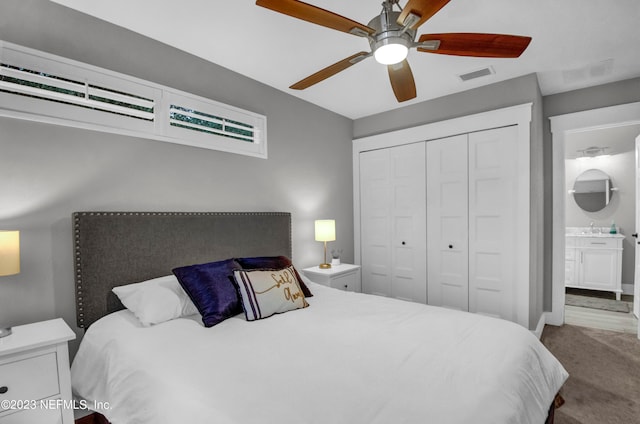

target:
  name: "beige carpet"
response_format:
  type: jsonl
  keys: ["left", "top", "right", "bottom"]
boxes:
{"left": 541, "top": 324, "right": 640, "bottom": 424}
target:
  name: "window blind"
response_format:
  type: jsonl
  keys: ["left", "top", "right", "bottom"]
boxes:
{"left": 0, "top": 41, "right": 267, "bottom": 158}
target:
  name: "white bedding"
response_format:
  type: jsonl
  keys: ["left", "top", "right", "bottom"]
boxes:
{"left": 72, "top": 282, "right": 567, "bottom": 424}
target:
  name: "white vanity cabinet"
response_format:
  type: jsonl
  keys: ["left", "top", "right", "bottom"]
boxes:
{"left": 565, "top": 232, "right": 624, "bottom": 300}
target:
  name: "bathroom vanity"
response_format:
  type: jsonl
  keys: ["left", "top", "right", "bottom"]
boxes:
{"left": 565, "top": 228, "right": 624, "bottom": 300}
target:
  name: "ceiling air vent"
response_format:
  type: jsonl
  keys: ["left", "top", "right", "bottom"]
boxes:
{"left": 562, "top": 59, "right": 614, "bottom": 84}
{"left": 458, "top": 66, "right": 494, "bottom": 82}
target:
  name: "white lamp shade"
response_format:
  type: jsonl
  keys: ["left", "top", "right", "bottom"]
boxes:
{"left": 0, "top": 231, "right": 20, "bottom": 276}
{"left": 374, "top": 43, "right": 409, "bottom": 65}
{"left": 315, "top": 220, "right": 336, "bottom": 242}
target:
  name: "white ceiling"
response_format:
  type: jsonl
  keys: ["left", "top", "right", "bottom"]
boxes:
{"left": 50, "top": 0, "right": 640, "bottom": 119}
{"left": 565, "top": 124, "right": 640, "bottom": 159}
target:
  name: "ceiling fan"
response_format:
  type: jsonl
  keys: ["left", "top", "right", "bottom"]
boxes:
{"left": 256, "top": 0, "right": 532, "bottom": 102}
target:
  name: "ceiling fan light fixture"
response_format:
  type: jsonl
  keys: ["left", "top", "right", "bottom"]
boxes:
{"left": 374, "top": 42, "right": 409, "bottom": 65}
{"left": 373, "top": 37, "right": 410, "bottom": 65}
{"left": 368, "top": 8, "right": 415, "bottom": 66}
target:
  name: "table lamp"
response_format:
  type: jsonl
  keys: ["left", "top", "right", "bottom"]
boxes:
{"left": 315, "top": 220, "right": 335, "bottom": 269}
{"left": 0, "top": 230, "right": 20, "bottom": 338}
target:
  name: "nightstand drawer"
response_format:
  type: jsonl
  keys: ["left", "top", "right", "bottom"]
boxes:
{"left": 0, "top": 352, "right": 60, "bottom": 412}
{"left": 330, "top": 272, "right": 358, "bottom": 291}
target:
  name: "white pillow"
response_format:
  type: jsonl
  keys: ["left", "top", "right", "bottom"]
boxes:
{"left": 112, "top": 275, "right": 199, "bottom": 326}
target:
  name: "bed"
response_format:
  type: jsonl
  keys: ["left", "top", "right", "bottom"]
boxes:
{"left": 70, "top": 211, "right": 568, "bottom": 424}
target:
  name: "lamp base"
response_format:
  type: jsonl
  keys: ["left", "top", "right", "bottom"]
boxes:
{"left": 319, "top": 263, "right": 332, "bottom": 269}
{"left": 0, "top": 327, "right": 12, "bottom": 338}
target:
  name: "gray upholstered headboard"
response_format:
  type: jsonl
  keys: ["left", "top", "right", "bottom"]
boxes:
{"left": 73, "top": 212, "right": 292, "bottom": 328}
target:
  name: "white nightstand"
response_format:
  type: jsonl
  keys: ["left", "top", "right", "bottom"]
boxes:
{"left": 303, "top": 264, "right": 361, "bottom": 292}
{"left": 0, "top": 318, "right": 76, "bottom": 424}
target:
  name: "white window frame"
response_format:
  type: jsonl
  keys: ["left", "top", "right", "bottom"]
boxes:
{"left": 0, "top": 41, "right": 267, "bottom": 159}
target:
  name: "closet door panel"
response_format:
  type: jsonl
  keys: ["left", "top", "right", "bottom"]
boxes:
{"left": 360, "top": 143, "right": 427, "bottom": 302}
{"left": 468, "top": 126, "right": 518, "bottom": 321}
{"left": 426, "top": 135, "right": 469, "bottom": 310}
{"left": 390, "top": 143, "right": 427, "bottom": 303}
{"left": 360, "top": 149, "right": 392, "bottom": 297}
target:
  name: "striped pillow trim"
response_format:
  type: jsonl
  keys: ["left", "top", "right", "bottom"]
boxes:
{"left": 235, "top": 269, "right": 262, "bottom": 320}
{"left": 233, "top": 266, "right": 308, "bottom": 321}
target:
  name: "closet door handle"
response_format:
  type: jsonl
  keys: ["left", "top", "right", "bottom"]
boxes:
{"left": 0, "top": 386, "right": 8, "bottom": 394}
{"left": 633, "top": 233, "right": 638, "bottom": 238}
{"left": 448, "top": 244, "right": 453, "bottom": 249}
{"left": 401, "top": 241, "right": 406, "bottom": 245}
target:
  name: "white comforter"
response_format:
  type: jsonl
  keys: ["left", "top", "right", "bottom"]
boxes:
{"left": 72, "top": 282, "right": 567, "bottom": 424}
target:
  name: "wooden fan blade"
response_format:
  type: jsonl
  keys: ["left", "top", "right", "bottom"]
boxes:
{"left": 290, "top": 52, "right": 371, "bottom": 90}
{"left": 388, "top": 60, "right": 416, "bottom": 102}
{"left": 418, "top": 33, "right": 532, "bottom": 58}
{"left": 397, "top": 0, "right": 451, "bottom": 30}
{"left": 256, "top": 0, "right": 374, "bottom": 36}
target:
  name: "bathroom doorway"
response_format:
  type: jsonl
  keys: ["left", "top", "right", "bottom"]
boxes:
{"left": 550, "top": 102, "right": 640, "bottom": 338}
{"left": 563, "top": 125, "right": 637, "bottom": 332}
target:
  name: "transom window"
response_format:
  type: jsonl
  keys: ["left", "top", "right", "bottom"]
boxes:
{"left": 0, "top": 41, "right": 267, "bottom": 158}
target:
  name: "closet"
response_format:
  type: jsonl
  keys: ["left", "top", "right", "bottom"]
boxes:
{"left": 427, "top": 127, "right": 518, "bottom": 321}
{"left": 354, "top": 104, "right": 537, "bottom": 329}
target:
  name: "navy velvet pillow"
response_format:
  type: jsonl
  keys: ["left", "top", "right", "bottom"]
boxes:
{"left": 172, "top": 258, "right": 242, "bottom": 327}
{"left": 235, "top": 256, "right": 313, "bottom": 297}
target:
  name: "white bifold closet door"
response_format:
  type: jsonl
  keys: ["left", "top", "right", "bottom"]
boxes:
{"left": 427, "top": 126, "right": 518, "bottom": 320}
{"left": 360, "top": 142, "right": 427, "bottom": 303}
{"left": 426, "top": 134, "right": 469, "bottom": 310}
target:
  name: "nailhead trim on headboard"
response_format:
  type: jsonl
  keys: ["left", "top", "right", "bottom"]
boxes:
{"left": 73, "top": 212, "right": 292, "bottom": 328}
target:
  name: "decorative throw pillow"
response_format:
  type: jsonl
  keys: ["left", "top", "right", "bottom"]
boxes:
{"left": 172, "top": 258, "right": 242, "bottom": 327}
{"left": 112, "top": 275, "right": 199, "bottom": 326}
{"left": 236, "top": 256, "right": 313, "bottom": 297}
{"left": 233, "top": 266, "right": 308, "bottom": 321}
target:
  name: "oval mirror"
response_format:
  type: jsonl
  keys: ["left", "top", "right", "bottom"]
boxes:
{"left": 572, "top": 169, "right": 614, "bottom": 212}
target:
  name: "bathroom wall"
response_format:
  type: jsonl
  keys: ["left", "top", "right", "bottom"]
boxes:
{"left": 564, "top": 124, "right": 640, "bottom": 288}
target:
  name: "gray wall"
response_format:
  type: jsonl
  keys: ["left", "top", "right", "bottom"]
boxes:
{"left": 0, "top": 0, "right": 354, "bottom": 356}
{"left": 354, "top": 73, "right": 544, "bottom": 139}
{"left": 543, "top": 77, "right": 640, "bottom": 307}
{"left": 354, "top": 73, "right": 546, "bottom": 329}
{"left": 530, "top": 82, "right": 545, "bottom": 328}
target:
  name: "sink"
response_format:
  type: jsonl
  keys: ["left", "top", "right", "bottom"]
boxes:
{"left": 565, "top": 227, "right": 623, "bottom": 237}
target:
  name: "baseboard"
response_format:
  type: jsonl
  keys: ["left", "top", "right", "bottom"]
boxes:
{"left": 532, "top": 313, "right": 547, "bottom": 339}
